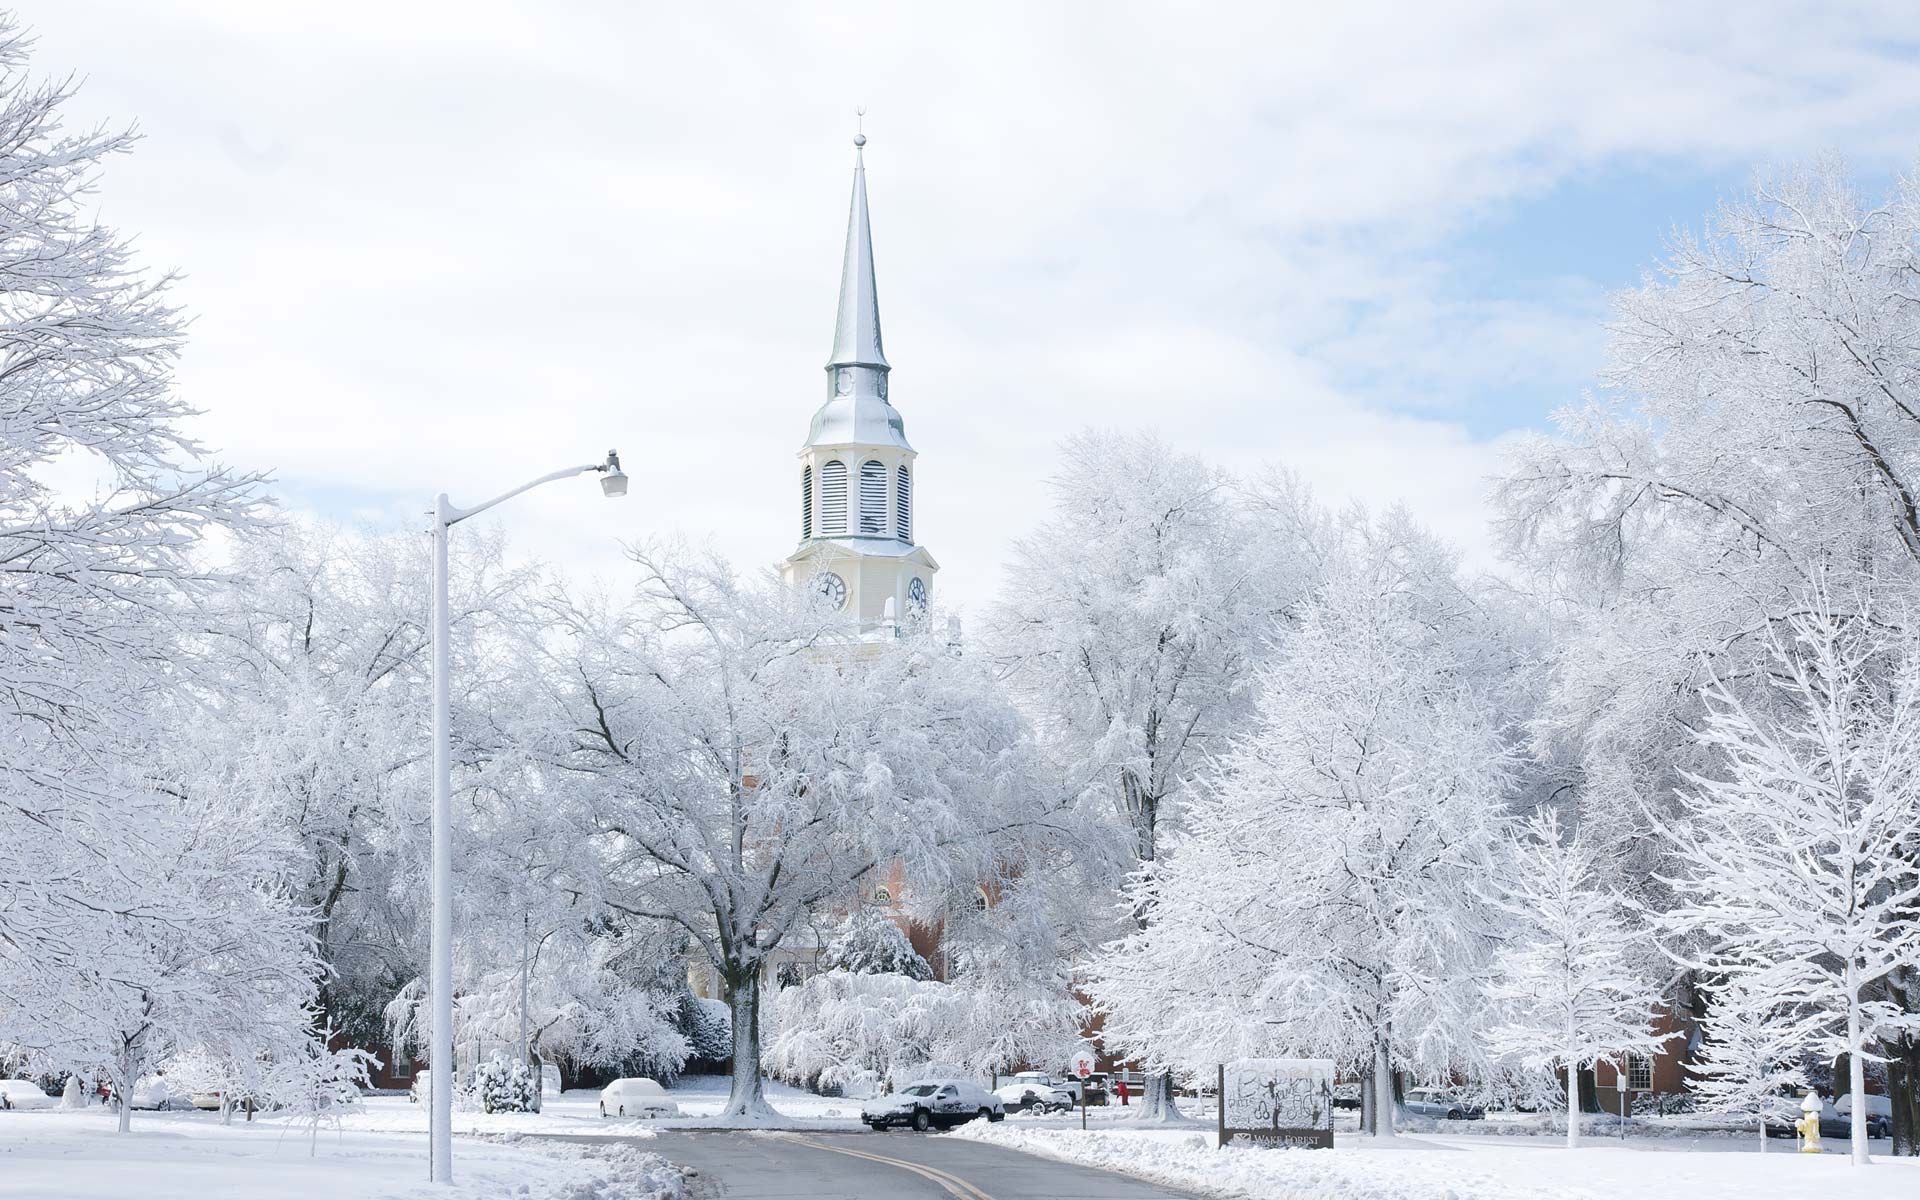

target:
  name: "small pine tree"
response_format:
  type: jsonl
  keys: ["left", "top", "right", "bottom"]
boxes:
{"left": 819, "top": 909, "right": 932, "bottom": 981}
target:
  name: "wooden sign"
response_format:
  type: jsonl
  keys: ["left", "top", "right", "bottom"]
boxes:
{"left": 1217, "top": 1059, "right": 1334, "bottom": 1149}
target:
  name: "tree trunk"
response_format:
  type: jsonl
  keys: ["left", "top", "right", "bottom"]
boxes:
{"left": 1576, "top": 1063, "right": 1600, "bottom": 1114}
{"left": 1138, "top": 1070, "right": 1182, "bottom": 1121}
{"left": 1888, "top": 1032, "right": 1920, "bottom": 1157}
{"left": 1565, "top": 1058, "right": 1581, "bottom": 1149}
{"left": 1371, "top": 1034, "right": 1395, "bottom": 1139}
{"left": 1848, "top": 963, "right": 1869, "bottom": 1165}
{"left": 114, "top": 1042, "right": 135, "bottom": 1134}
{"left": 1885, "top": 963, "right": 1920, "bottom": 1156}
{"left": 721, "top": 964, "right": 770, "bottom": 1118}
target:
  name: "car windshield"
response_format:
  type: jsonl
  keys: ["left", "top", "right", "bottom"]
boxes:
{"left": 903, "top": 1085, "right": 936, "bottom": 1097}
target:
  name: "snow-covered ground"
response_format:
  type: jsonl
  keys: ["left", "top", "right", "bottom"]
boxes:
{"left": 952, "top": 1118, "right": 1920, "bottom": 1200}
{"left": 0, "top": 1104, "right": 687, "bottom": 1200}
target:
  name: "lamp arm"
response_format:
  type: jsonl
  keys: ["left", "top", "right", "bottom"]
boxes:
{"left": 442, "top": 460, "right": 611, "bottom": 526}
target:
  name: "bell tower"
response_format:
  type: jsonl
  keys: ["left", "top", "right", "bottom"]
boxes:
{"left": 781, "top": 133, "right": 937, "bottom": 626}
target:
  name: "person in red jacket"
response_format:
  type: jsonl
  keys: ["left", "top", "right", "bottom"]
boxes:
{"left": 1116, "top": 1077, "right": 1129, "bottom": 1106}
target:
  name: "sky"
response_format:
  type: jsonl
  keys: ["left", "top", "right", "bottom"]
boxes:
{"left": 22, "top": 1, "right": 1920, "bottom": 613}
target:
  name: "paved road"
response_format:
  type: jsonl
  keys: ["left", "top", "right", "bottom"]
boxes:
{"left": 547, "top": 1129, "right": 1195, "bottom": 1199}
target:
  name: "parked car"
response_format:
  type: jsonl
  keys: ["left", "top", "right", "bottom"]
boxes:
{"left": 994, "top": 1080, "right": 1074, "bottom": 1113}
{"left": 1767, "top": 1096, "right": 1890, "bottom": 1140}
{"left": 598, "top": 1077, "right": 678, "bottom": 1119}
{"left": 863, "top": 1080, "right": 1005, "bottom": 1132}
{"left": 1403, "top": 1088, "right": 1485, "bottom": 1120}
{"left": 1331, "top": 1082, "right": 1364, "bottom": 1111}
{"left": 190, "top": 1091, "right": 226, "bottom": 1111}
{"left": 1834, "top": 1093, "right": 1895, "bottom": 1139}
{"left": 0, "top": 1079, "right": 54, "bottom": 1111}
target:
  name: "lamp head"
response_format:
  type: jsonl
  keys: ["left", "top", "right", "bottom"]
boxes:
{"left": 599, "top": 449, "right": 628, "bottom": 498}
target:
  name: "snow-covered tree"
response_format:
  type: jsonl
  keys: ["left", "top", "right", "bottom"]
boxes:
{"left": 1687, "top": 967, "right": 1813, "bottom": 1152}
{"left": 1660, "top": 590, "right": 1920, "bottom": 1165}
{"left": 988, "top": 430, "right": 1297, "bottom": 1118}
{"left": 1495, "top": 163, "right": 1920, "bottom": 1151}
{"left": 1088, "top": 507, "right": 1517, "bottom": 1137}
{"left": 525, "top": 547, "right": 1056, "bottom": 1117}
{"left": 0, "top": 16, "right": 266, "bottom": 1041}
{"left": 818, "top": 909, "right": 932, "bottom": 981}
{"left": 1482, "top": 811, "right": 1672, "bottom": 1148}
{"left": 21, "top": 770, "right": 322, "bottom": 1132}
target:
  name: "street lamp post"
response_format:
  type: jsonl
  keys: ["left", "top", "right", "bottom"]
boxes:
{"left": 428, "top": 450, "right": 626, "bottom": 1184}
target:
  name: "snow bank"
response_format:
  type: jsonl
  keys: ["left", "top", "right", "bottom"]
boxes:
{"left": 0, "top": 1108, "right": 689, "bottom": 1200}
{"left": 948, "top": 1122, "right": 1920, "bottom": 1200}
{"left": 950, "top": 1125, "right": 1570, "bottom": 1200}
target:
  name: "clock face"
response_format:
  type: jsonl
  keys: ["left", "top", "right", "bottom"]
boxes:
{"left": 815, "top": 571, "right": 848, "bottom": 610}
{"left": 907, "top": 577, "right": 928, "bottom": 612}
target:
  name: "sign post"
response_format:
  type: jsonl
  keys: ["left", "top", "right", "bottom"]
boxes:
{"left": 1078, "top": 1059, "right": 1091, "bottom": 1131}
{"left": 1217, "top": 1058, "right": 1335, "bottom": 1149}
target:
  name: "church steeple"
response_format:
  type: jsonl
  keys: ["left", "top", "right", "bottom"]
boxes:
{"left": 783, "top": 127, "right": 938, "bottom": 629}
{"left": 806, "top": 133, "right": 910, "bottom": 452}
{"left": 829, "top": 133, "right": 888, "bottom": 371}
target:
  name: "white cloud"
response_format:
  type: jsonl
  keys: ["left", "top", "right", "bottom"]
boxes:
{"left": 22, "top": 1, "right": 1920, "bottom": 609}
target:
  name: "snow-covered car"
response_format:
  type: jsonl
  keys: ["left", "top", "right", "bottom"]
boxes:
{"left": 0, "top": 1079, "right": 54, "bottom": 1110}
{"left": 993, "top": 1080, "right": 1073, "bottom": 1113}
{"left": 1767, "top": 1095, "right": 1890, "bottom": 1140}
{"left": 1834, "top": 1092, "right": 1894, "bottom": 1138}
{"left": 598, "top": 1078, "right": 678, "bottom": 1119}
{"left": 863, "top": 1080, "right": 1004, "bottom": 1132}
{"left": 190, "top": 1091, "right": 226, "bottom": 1111}
{"left": 128, "top": 1076, "right": 173, "bottom": 1111}
{"left": 1403, "top": 1088, "right": 1484, "bottom": 1120}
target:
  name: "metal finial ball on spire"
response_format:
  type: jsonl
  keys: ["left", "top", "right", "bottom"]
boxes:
{"left": 855, "top": 106, "right": 867, "bottom": 147}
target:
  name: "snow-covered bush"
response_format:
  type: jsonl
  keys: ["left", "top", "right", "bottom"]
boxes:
{"left": 819, "top": 909, "right": 932, "bottom": 981}
{"left": 473, "top": 1054, "right": 538, "bottom": 1114}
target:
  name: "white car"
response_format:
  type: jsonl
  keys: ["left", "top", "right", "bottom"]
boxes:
{"left": 598, "top": 1078, "right": 678, "bottom": 1119}
{"left": 993, "top": 1080, "right": 1074, "bottom": 1113}
{"left": 863, "top": 1079, "right": 1005, "bottom": 1132}
{"left": 0, "top": 1079, "right": 53, "bottom": 1110}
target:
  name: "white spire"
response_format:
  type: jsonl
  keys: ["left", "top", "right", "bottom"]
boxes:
{"left": 829, "top": 131, "right": 888, "bottom": 370}
{"left": 806, "top": 128, "right": 910, "bottom": 451}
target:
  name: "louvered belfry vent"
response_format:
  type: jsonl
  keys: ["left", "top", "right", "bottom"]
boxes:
{"left": 896, "top": 464, "right": 911, "bottom": 542}
{"left": 859, "top": 460, "right": 888, "bottom": 535}
{"left": 801, "top": 464, "right": 813, "bottom": 538}
{"left": 820, "top": 461, "right": 848, "bottom": 534}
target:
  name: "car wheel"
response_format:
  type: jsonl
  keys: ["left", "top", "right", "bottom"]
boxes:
{"left": 618, "top": 1105, "right": 626, "bottom": 1117}
{"left": 599, "top": 1103, "right": 605, "bottom": 1117}
{"left": 987, "top": 1109, "right": 1004, "bottom": 1123}
{"left": 912, "top": 1109, "right": 931, "bottom": 1133}
{"left": 1446, "top": 1109, "right": 1462, "bottom": 1120}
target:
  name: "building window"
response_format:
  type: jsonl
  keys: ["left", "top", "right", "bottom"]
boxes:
{"left": 896, "top": 464, "right": 911, "bottom": 542}
{"left": 393, "top": 1059, "right": 412, "bottom": 1079}
{"left": 819, "top": 461, "right": 848, "bottom": 534}
{"left": 1626, "top": 1055, "right": 1652, "bottom": 1091}
{"left": 801, "top": 464, "right": 813, "bottom": 538}
{"left": 871, "top": 887, "right": 891, "bottom": 905}
{"left": 859, "top": 460, "right": 888, "bottom": 534}
{"left": 972, "top": 886, "right": 990, "bottom": 912}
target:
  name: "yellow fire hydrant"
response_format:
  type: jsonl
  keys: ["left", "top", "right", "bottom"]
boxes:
{"left": 1795, "top": 1091, "right": 1823, "bottom": 1154}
